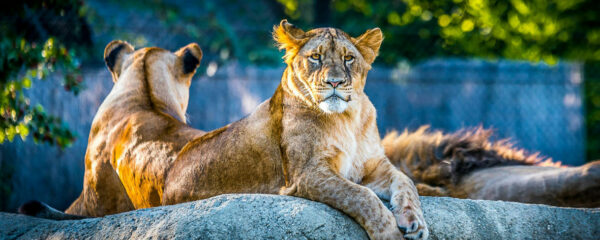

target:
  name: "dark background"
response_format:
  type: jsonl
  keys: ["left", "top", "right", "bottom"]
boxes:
{"left": 0, "top": 0, "right": 598, "bottom": 212}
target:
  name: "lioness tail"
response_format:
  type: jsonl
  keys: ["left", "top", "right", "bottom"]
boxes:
{"left": 18, "top": 200, "right": 88, "bottom": 220}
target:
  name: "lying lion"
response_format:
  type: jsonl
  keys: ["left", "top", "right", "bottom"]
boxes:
{"left": 383, "top": 126, "right": 600, "bottom": 208}
{"left": 21, "top": 21, "right": 429, "bottom": 240}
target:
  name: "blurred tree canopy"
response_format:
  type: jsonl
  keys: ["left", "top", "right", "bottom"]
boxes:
{"left": 1, "top": 0, "right": 598, "bottom": 160}
{"left": 585, "top": 62, "right": 600, "bottom": 161}
{"left": 0, "top": 0, "right": 92, "bottom": 148}
{"left": 280, "top": 0, "right": 599, "bottom": 63}
{"left": 279, "top": 0, "right": 600, "bottom": 161}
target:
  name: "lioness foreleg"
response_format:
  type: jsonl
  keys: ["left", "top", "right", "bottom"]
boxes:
{"left": 288, "top": 160, "right": 403, "bottom": 240}
{"left": 362, "top": 158, "right": 429, "bottom": 240}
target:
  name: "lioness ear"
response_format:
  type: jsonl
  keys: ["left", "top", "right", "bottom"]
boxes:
{"left": 104, "top": 40, "right": 134, "bottom": 81}
{"left": 352, "top": 28, "right": 383, "bottom": 65}
{"left": 273, "top": 19, "right": 308, "bottom": 64}
{"left": 175, "top": 43, "right": 203, "bottom": 75}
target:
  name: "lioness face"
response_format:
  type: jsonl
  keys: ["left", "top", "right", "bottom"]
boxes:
{"left": 103, "top": 41, "right": 202, "bottom": 123}
{"left": 273, "top": 20, "right": 383, "bottom": 114}
{"left": 297, "top": 31, "right": 359, "bottom": 113}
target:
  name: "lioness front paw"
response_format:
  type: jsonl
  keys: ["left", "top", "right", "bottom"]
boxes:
{"left": 391, "top": 195, "right": 429, "bottom": 240}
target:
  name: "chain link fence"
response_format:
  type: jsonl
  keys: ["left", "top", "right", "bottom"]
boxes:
{"left": 0, "top": 0, "right": 596, "bottom": 212}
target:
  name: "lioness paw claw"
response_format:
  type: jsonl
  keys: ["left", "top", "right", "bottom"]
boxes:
{"left": 404, "top": 229, "right": 426, "bottom": 240}
{"left": 393, "top": 199, "right": 428, "bottom": 239}
{"left": 398, "top": 215, "right": 427, "bottom": 240}
{"left": 400, "top": 218, "right": 428, "bottom": 240}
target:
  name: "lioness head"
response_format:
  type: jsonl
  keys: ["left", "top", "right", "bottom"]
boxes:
{"left": 103, "top": 40, "right": 202, "bottom": 123}
{"left": 273, "top": 20, "right": 383, "bottom": 114}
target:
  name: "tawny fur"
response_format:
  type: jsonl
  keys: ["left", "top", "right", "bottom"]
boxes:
{"left": 25, "top": 22, "right": 428, "bottom": 240}
{"left": 64, "top": 41, "right": 205, "bottom": 216}
{"left": 382, "top": 126, "right": 600, "bottom": 207}
{"left": 164, "top": 20, "right": 428, "bottom": 239}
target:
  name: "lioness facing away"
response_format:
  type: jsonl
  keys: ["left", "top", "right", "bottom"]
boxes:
{"left": 18, "top": 41, "right": 206, "bottom": 218}
{"left": 21, "top": 21, "right": 428, "bottom": 239}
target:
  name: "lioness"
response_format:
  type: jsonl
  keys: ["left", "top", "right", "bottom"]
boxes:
{"left": 20, "top": 41, "right": 206, "bottom": 218}
{"left": 21, "top": 21, "right": 428, "bottom": 239}
{"left": 163, "top": 20, "right": 428, "bottom": 239}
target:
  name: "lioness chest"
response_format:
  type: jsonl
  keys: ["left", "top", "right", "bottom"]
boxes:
{"left": 329, "top": 117, "right": 382, "bottom": 183}
{"left": 307, "top": 100, "right": 383, "bottom": 184}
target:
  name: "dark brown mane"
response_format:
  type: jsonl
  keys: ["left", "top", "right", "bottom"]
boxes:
{"left": 440, "top": 127, "right": 541, "bottom": 183}
{"left": 383, "top": 126, "right": 556, "bottom": 186}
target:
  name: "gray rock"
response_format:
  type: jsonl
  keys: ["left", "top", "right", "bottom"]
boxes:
{"left": 1, "top": 194, "right": 598, "bottom": 240}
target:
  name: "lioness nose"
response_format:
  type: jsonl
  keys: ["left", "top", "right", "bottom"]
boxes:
{"left": 326, "top": 78, "right": 345, "bottom": 88}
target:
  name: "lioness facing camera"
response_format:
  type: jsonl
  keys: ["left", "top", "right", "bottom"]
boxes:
{"left": 163, "top": 20, "right": 427, "bottom": 239}
{"left": 21, "top": 21, "right": 428, "bottom": 239}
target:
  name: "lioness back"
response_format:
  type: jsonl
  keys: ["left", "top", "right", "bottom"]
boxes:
{"left": 66, "top": 41, "right": 205, "bottom": 216}
{"left": 19, "top": 41, "right": 206, "bottom": 219}
{"left": 164, "top": 93, "right": 287, "bottom": 203}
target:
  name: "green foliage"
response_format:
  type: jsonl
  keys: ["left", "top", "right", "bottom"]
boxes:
{"left": 585, "top": 61, "right": 600, "bottom": 161}
{"left": 0, "top": 37, "right": 81, "bottom": 148}
{"left": 328, "top": 0, "right": 600, "bottom": 64}
{"left": 0, "top": 0, "right": 89, "bottom": 148}
{"left": 91, "top": 0, "right": 282, "bottom": 69}
{"left": 276, "top": 0, "right": 600, "bottom": 162}
{"left": 278, "top": 0, "right": 315, "bottom": 22}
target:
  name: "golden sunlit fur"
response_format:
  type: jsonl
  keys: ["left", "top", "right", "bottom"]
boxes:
{"left": 22, "top": 22, "right": 428, "bottom": 239}
{"left": 21, "top": 23, "right": 428, "bottom": 239}
{"left": 61, "top": 41, "right": 205, "bottom": 216}
{"left": 382, "top": 126, "right": 600, "bottom": 207}
{"left": 163, "top": 20, "right": 428, "bottom": 240}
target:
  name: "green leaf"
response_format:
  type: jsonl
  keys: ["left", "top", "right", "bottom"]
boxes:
{"left": 17, "top": 123, "right": 29, "bottom": 140}
{"left": 6, "top": 126, "right": 16, "bottom": 142}
{"left": 22, "top": 77, "right": 32, "bottom": 89}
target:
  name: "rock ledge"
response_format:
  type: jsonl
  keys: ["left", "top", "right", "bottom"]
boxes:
{"left": 1, "top": 194, "right": 598, "bottom": 239}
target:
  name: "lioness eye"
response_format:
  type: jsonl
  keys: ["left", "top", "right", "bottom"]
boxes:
{"left": 310, "top": 53, "right": 321, "bottom": 61}
{"left": 344, "top": 55, "right": 354, "bottom": 61}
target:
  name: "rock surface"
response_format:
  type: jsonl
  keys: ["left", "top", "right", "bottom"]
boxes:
{"left": 1, "top": 194, "right": 599, "bottom": 240}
